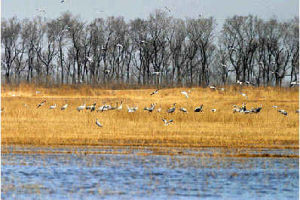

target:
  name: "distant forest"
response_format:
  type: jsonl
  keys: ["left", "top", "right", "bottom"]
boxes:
{"left": 1, "top": 10, "right": 299, "bottom": 88}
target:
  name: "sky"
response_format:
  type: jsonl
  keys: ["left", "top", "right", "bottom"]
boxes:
{"left": 2, "top": 0, "right": 299, "bottom": 27}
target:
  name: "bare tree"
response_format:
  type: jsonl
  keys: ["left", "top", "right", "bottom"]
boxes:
{"left": 1, "top": 17, "right": 21, "bottom": 83}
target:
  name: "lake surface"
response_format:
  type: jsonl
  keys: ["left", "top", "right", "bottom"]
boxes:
{"left": 2, "top": 146, "right": 299, "bottom": 200}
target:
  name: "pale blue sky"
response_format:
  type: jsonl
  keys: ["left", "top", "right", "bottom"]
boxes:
{"left": 2, "top": 0, "right": 299, "bottom": 26}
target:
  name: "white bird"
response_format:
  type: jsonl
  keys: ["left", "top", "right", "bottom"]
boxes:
{"left": 77, "top": 104, "right": 86, "bottom": 112}
{"left": 50, "top": 104, "right": 57, "bottom": 109}
{"left": 211, "top": 109, "right": 217, "bottom": 112}
{"left": 152, "top": 72, "right": 161, "bottom": 76}
{"left": 96, "top": 119, "right": 103, "bottom": 127}
{"left": 162, "top": 118, "right": 173, "bottom": 126}
{"left": 116, "top": 44, "right": 123, "bottom": 48}
{"left": 209, "top": 85, "right": 216, "bottom": 90}
{"left": 290, "top": 81, "right": 299, "bottom": 87}
{"left": 144, "top": 103, "right": 156, "bottom": 112}
{"left": 219, "top": 88, "right": 225, "bottom": 91}
{"left": 150, "top": 89, "right": 159, "bottom": 96}
{"left": 127, "top": 105, "right": 138, "bottom": 113}
{"left": 180, "top": 107, "right": 188, "bottom": 113}
{"left": 239, "top": 92, "right": 248, "bottom": 98}
{"left": 157, "top": 107, "right": 162, "bottom": 112}
{"left": 237, "top": 80, "right": 243, "bottom": 85}
{"left": 86, "top": 56, "right": 93, "bottom": 62}
{"left": 272, "top": 105, "right": 278, "bottom": 109}
{"left": 117, "top": 101, "right": 123, "bottom": 110}
{"left": 278, "top": 110, "right": 288, "bottom": 116}
{"left": 61, "top": 104, "right": 68, "bottom": 110}
{"left": 181, "top": 91, "right": 189, "bottom": 98}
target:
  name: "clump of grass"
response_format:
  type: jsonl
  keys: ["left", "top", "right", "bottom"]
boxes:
{"left": 1, "top": 85, "right": 299, "bottom": 149}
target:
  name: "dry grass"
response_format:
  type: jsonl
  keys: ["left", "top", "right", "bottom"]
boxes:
{"left": 1, "top": 84, "right": 299, "bottom": 149}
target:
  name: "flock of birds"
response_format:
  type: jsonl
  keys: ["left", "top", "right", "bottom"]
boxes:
{"left": 28, "top": 86, "right": 299, "bottom": 128}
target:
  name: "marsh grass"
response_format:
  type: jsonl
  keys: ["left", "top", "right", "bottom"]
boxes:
{"left": 1, "top": 85, "right": 299, "bottom": 149}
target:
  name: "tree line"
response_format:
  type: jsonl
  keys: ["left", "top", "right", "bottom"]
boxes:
{"left": 1, "top": 10, "right": 299, "bottom": 87}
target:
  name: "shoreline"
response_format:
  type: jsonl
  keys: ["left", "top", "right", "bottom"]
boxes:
{"left": 2, "top": 144, "right": 298, "bottom": 158}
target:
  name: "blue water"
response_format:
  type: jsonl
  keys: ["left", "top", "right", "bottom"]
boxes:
{"left": 1, "top": 148, "right": 299, "bottom": 200}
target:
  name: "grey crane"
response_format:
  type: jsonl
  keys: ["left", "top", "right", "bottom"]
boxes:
{"left": 86, "top": 102, "right": 96, "bottom": 110}
{"left": 37, "top": 100, "right": 46, "bottom": 108}
{"left": 144, "top": 103, "right": 156, "bottom": 112}
{"left": 251, "top": 104, "right": 262, "bottom": 113}
{"left": 194, "top": 104, "right": 203, "bottom": 112}
{"left": 167, "top": 103, "right": 176, "bottom": 113}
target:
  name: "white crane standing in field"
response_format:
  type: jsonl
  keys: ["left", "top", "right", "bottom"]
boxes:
{"left": 117, "top": 101, "right": 123, "bottom": 110}
{"left": 127, "top": 105, "right": 138, "bottom": 113}
{"left": 77, "top": 104, "right": 86, "bottom": 112}
{"left": 61, "top": 104, "right": 68, "bottom": 110}
{"left": 50, "top": 104, "right": 57, "bottom": 109}
{"left": 96, "top": 119, "right": 103, "bottom": 127}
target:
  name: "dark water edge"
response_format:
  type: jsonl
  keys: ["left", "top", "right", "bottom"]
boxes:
{"left": 1, "top": 146, "right": 299, "bottom": 200}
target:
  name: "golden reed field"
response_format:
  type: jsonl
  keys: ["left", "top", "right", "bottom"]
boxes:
{"left": 1, "top": 84, "right": 299, "bottom": 151}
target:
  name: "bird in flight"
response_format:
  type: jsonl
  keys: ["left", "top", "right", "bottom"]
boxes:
{"left": 162, "top": 118, "right": 173, "bottom": 126}
{"left": 37, "top": 100, "right": 46, "bottom": 108}
{"left": 150, "top": 89, "right": 159, "bottom": 96}
{"left": 181, "top": 91, "right": 189, "bottom": 98}
{"left": 61, "top": 104, "right": 68, "bottom": 110}
{"left": 96, "top": 119, "right": 103, "bottom": 127}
